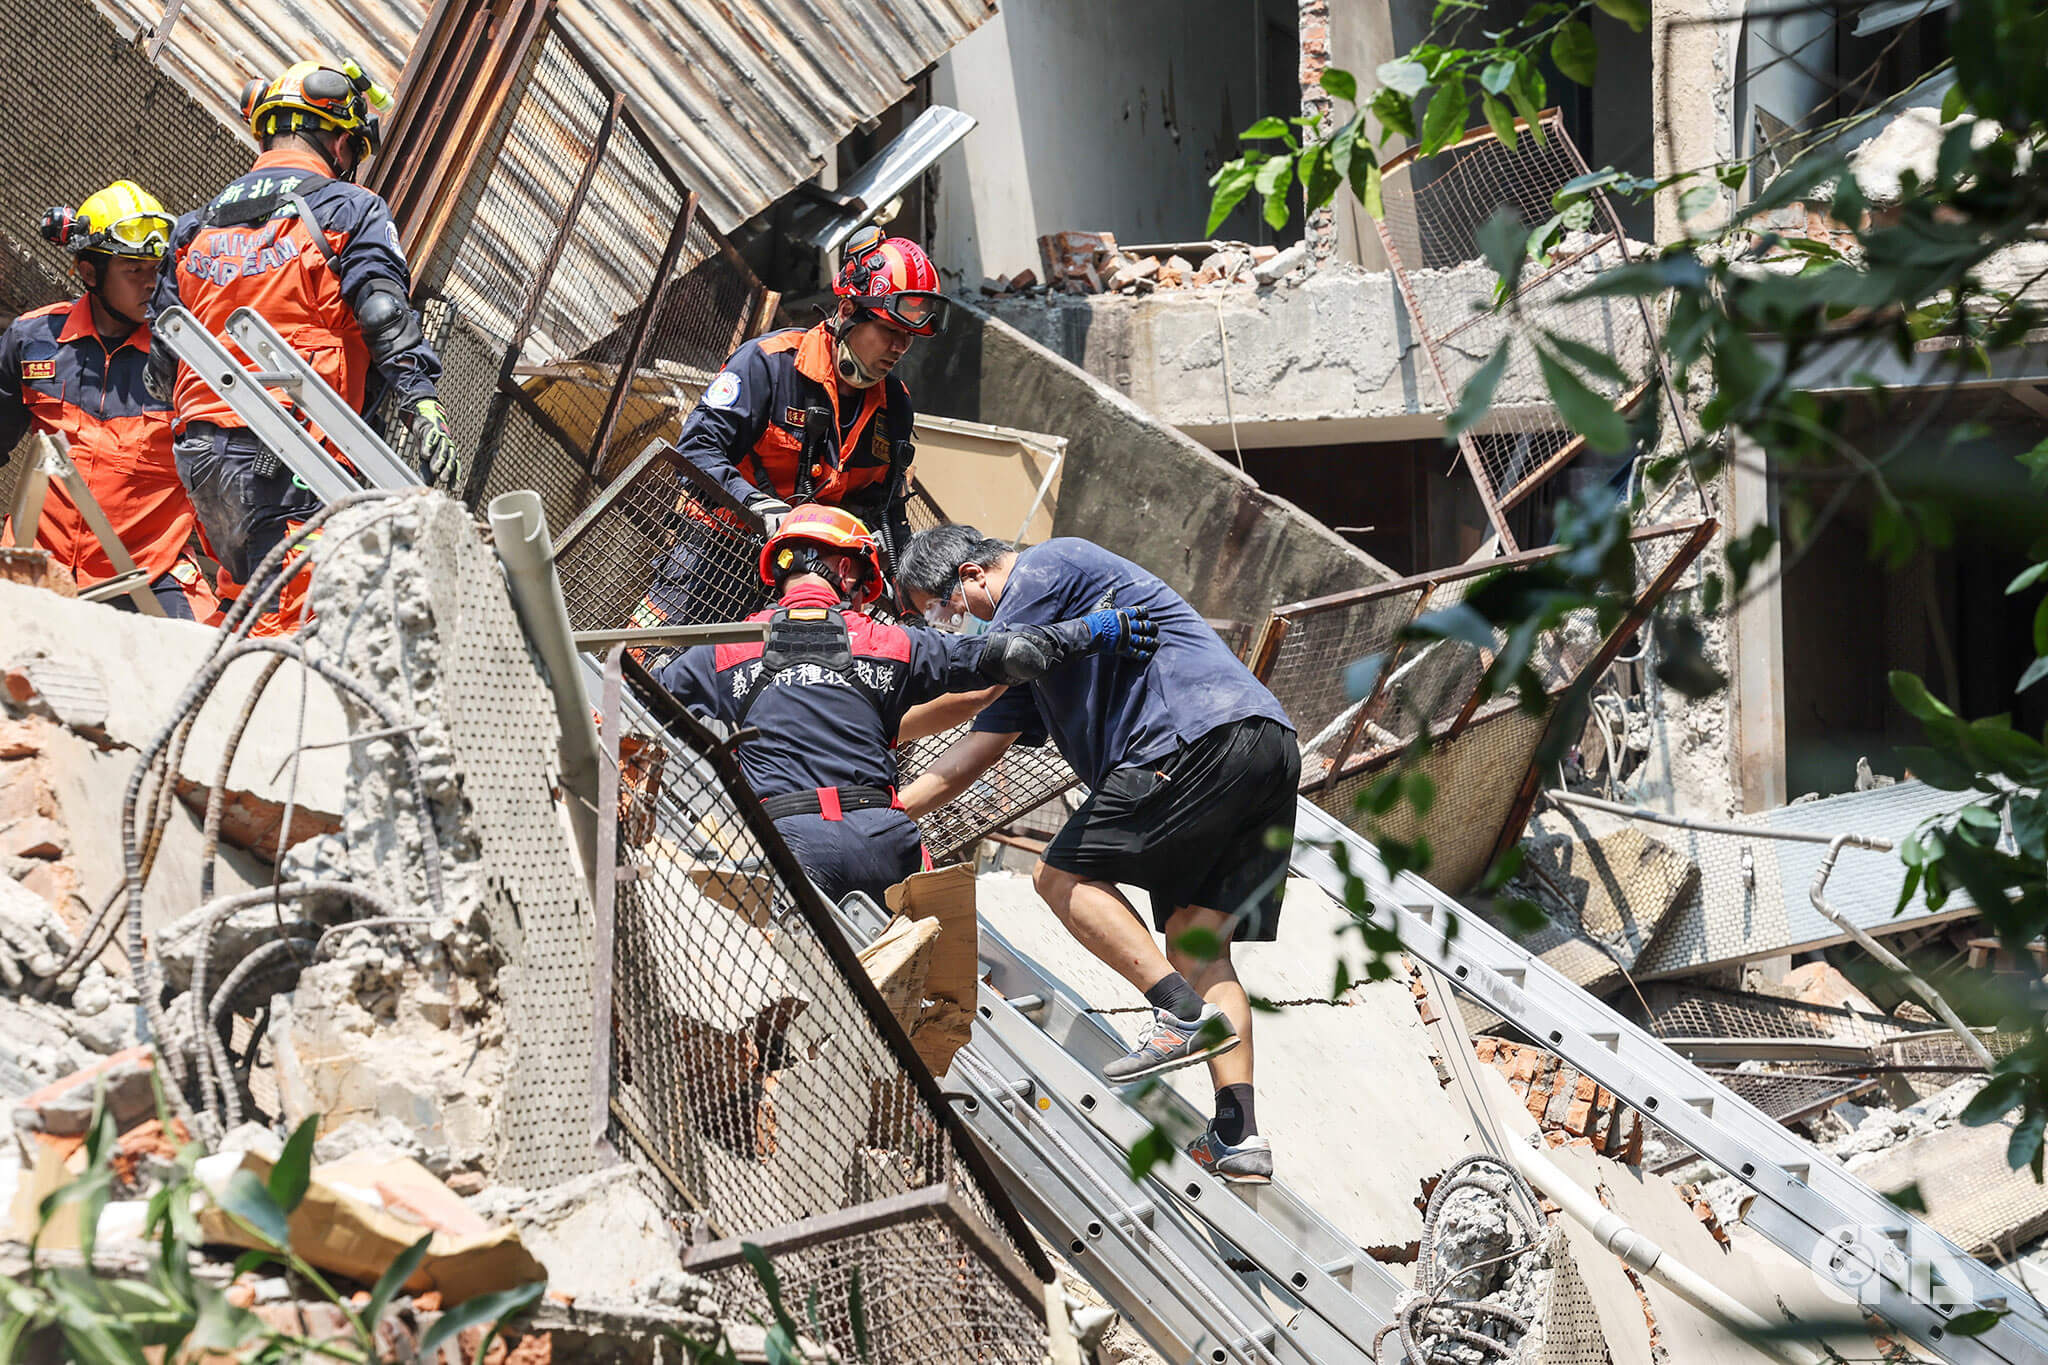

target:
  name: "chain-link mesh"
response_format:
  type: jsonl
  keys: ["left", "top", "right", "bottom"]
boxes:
{"left": 1375, "top": 114, "right": 1663, "bottom": 546}
{"left": 703, "top": 1222, "right": 1046, "bottom": 1363}
{"left": 604, "top": 669, "right": 1048, "bottom": 1362}
{"left": 0, "top": 0, "right": 253, "bottom": 322}
{"left": 898, "top": 728, "right": 1081, "bottom": 867}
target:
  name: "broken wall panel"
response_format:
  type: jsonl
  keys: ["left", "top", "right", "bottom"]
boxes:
{"left": 1610, "top": 780, "right": 1988, "bottom": 977}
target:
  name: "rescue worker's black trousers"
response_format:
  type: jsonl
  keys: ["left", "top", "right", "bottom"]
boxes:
{"left": 772, "top": 807, "right": 924, "bottom": 906}
{"left": 173, "top": 423, "right": 323, "bottom": 584}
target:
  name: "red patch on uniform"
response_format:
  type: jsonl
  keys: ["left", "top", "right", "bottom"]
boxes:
{"left": 21, "top": 361, "right": 54, "bottom": 381}
{"left": 715, "top": 641, "right": 767, "bottom": 670}
{"left": 848, "top": 614, "right": 912, "bottom": 663}
{"left": 785, "top": 406, "right": 806, "bottom": 427}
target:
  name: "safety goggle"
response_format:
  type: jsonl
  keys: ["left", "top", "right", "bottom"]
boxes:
{"left": 852, "top": 289, "right": 947, "bottom": 336}
{"left": 100, "top": 212, "right": 173, "bottom": 257}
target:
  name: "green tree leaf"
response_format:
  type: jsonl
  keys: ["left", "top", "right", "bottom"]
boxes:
{"left": 1320, "top": 68, "right": 1358, "bottom": 102}
{"left": 1961, "top": 1072, "right": 2025, "bottom": 1125}
{"left": 1240, "top": 116, "right": 1291, "bottom": 140}
{"left": 365, "top": 1232, "right": 433, "bottom": 1337}
{"left": 216, "top": 1170, "right": 289, "bottom": 1252}
{"left": 1677, "top": 183, "right": 1718, "bottom": 222}
{"left": 418, "top": 1281, "right": 546, "bottom": 1358}
{"left": 1476, "top": 206, "right": 1531, "bottom": 293}
{"left": 1480, "top": 60, "right": 1515, "bottom": 95}
{"left": 1447, "top": 342, "right": 1513, "bottom": 440}
{"left": 1537, "top": 346, "right": 1631, "bottom": 453}
{"left": 1207, "top": 163, "right": 1258, "bottom": 235}
{"left": 1377, "top": 59, "right": 1430, "bottom": 96}
{"left": 1257, "top": 154, "right": 1297, "bottom": 230}
{"left": 1421, "top": 80, "right": 1470, "bottom": 155}
{"left": 1481, "top": 93, "right": 1519, "bottom": 150}
{"left": 1950, "top": 1308, "right": 2012, "bottom": 1338}
{"left": 847, "top": 1267, "right": 872, "bottom": 1362}
{"left": 1371, "top": 87, "right": 1418, "bottom": 143}
{"left": 1594, "top": 0, "right": 1649, "bottom": 31}
{"left": 2008, "top": 1107, "right": 2046, "bottom": 1174}
{"left": 267, "top": 1116, "right": 318, "bottom": 1218}
{"left": 1890, "top": 670, "right": 1957, "bottom": 723}
{"left": 1551, "top": 21, "right": 1599, "bottom": 85}
{"left": 1126, "top": 1125, "right": 1176, "bottom": 1182}
{"left": 1543, "top": 331, "right": 1630, "bottom": 387}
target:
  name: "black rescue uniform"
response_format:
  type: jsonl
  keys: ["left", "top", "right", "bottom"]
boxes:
{"left": 655, "top": 581, "right": 1087, "bottom": 902}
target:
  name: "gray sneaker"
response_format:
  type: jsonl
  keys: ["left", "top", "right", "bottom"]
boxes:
{"left": 1101, "top": 1003, "right": 1239, "bottom": 1083}
{"left": 1188, "top": 1127, "right": 1273, "bottom": 1184}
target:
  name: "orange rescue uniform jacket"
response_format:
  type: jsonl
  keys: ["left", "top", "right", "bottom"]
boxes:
{"left": 0, "top": 296, "right": 208, "bottom": 599}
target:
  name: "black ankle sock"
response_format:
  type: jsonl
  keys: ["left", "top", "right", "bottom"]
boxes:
{"left": 1213, "top": 1083, "right": 1256, "bottom": 1145}
{"left": 1142, "top": 971, "right": 1207, "bottom": 1022}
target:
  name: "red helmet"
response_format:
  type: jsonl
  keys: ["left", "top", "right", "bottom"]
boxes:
{"left": 759, "top": 503, "right": 887, "bottom": 606}
{"left": 834, "top": 226, "right": 945, "bottom": 336}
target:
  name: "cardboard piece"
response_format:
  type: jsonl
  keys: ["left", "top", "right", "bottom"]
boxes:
{"left": 197, "top": 1151, "right": 545, "bottom": 1305}
{"left": 885, "top": 865, "right": 981, "bottom": 1075}
{"left": 885, "top": 863, "right": 979, "bottom": 1008}
{"left": 856, "top": 914, "right": 942, "bottom": 1030}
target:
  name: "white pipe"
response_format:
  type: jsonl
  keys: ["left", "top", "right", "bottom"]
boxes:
{"left": 1811, "top": 833, "right": 1998, "bottom": 1070}
{"left": 1503, "top": 1139, "right": 1829, "bottom": 1365}
{"left": 488, "top": 490, "right": 603, "bottom": 888}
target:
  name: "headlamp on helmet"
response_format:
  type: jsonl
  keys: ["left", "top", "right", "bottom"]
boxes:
{"left": 40, "top": 181, "right": 172, "bottom": 259}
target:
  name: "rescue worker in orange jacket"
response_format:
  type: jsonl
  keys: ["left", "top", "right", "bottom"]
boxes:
{"left": 145, "top": 58, "right": 454, "bottom": 632}
{"left": 640, "top": 229, "right": 943, "bottom": 630}
{"left": 0, "top": 182, "right": 216, "bottom": 619}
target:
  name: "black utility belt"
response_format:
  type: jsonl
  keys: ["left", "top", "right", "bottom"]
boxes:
{"left": 760, "top": 785, "right": 900, "bottom": 821}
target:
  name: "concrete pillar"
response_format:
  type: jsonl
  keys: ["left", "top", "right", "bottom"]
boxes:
{"left": 1651, "top": 0, "right": 1739, "bottom": 244}
{"left": 1728, "top": 441, "right": 1786, "bottom": 811}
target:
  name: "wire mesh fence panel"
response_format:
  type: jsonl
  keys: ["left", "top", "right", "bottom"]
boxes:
{"left": 897, "top": 727, "right": 1083, "bottom": 867}
{"left": 704, "top": 1221, "right": 1046, "bottom": 1365}
{"left": 1253, "top": 521, "right": 1713, "bottom": 793}
{"left": 1374, "top": 112, "right": 1666, "bottom": 546}
{"left": 555, "top": 448, "right": 769, "bottom": 651}
{"left": 603, "top": 668, "right": 1048, "bottom": 1362}
{"left": 396, "top": 14, "right": 771, "bottom": 534}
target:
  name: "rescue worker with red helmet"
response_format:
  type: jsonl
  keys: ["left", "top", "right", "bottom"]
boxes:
{"left": 654, "top": 504, "right": 1156, "bottom": 903}
{"left": 0, "top": 181, "right": 216, "bottom": 619}
{"left": 145, "top": 57, "right": 453, "bottom": 634}
{"left": 639, "top": 228, "right": 942, "bottom": 630}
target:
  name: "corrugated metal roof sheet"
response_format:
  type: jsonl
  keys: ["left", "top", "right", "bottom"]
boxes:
{"left": 94, "top": 0, "right": 995, "bottom": 231}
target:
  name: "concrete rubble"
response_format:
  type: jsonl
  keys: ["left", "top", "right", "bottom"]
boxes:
{"left": 1022, "top": 228, "right": 1300, "bottom": 296}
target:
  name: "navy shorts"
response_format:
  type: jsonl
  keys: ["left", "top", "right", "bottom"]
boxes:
{"left": 1042, "top": 717, "right": 1299, "bottom": 941}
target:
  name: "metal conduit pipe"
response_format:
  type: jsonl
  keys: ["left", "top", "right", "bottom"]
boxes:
{"left": 1500, "top": 1139, "right": 1828, "bottom": 1365}
{"left": 1811, "top": 833, "right": 1998, "bottom": 1071}
{"left": 488, "top": 491, "right": 603, "bottom": 889}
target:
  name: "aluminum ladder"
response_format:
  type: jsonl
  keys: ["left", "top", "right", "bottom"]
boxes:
{"left": 1288, "top": 798, "right": 2048, "bottom": 1365}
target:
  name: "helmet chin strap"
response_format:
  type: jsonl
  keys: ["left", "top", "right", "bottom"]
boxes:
{"left": 80, "top": 260, "right": 144, "bottom": 333}
{"left": 835, "top": 331, "right": 884, "bottom": 386}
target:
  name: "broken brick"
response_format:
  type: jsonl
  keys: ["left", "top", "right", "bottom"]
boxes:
{"left": 0, "top": 815, "right": 65, "bottom": 859}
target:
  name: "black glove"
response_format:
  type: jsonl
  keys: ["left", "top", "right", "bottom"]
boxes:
{"left": 976, "top": 607, "right": 1159, "bottom": 685}
{"left": 407, "top": 398, "right": 460, "bottom": 489}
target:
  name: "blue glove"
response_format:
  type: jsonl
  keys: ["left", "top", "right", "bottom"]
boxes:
{"left": 1084, "top": 606, "right": 1159, "bottom": 661}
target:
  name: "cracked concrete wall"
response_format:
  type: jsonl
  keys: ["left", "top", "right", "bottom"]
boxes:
{"left": 891, "top": 299, "right": 1395, "bottom": 626}
{"left": 983, "top": 257, "right": 1651, "bottom": 449}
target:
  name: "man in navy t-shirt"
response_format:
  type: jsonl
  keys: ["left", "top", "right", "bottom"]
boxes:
{"left": 897, "top": 527, "right": 1299, "bottom": 1184}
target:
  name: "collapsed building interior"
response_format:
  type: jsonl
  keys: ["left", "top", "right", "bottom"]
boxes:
{"left": 3, "top": 0, "right": 2047, "bottom": 1363}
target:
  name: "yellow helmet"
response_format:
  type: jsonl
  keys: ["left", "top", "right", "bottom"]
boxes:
{"left": 39, "top": 180, "right": 172, "bottom": 259}
{"left": 239, "top": 58, "right": 390, "bottom": 159}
